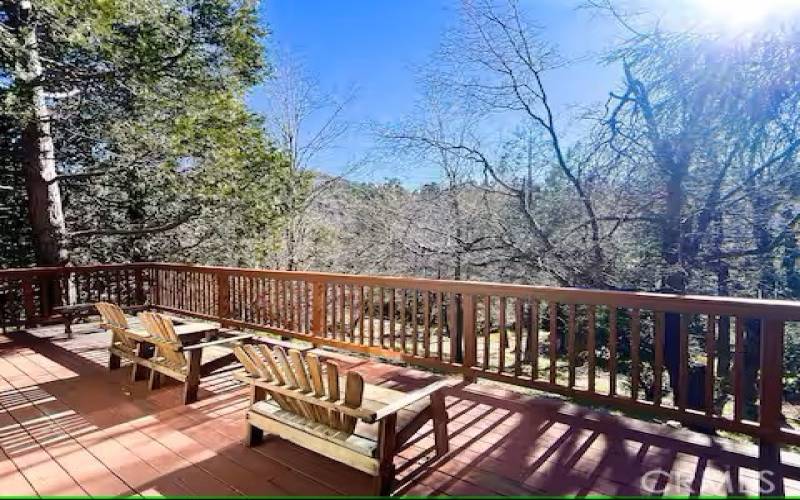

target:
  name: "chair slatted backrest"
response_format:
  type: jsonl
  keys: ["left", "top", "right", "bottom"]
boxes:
{"left": 96, "top": 302, "right": 136, "bottom": 352}
{"left": 235, "top": 345, "right": 364, "bottom": 433}
{"left": 138, "top": 312, "right": 188, "bottom": 371}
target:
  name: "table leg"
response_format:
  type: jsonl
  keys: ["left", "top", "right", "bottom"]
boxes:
{"left": 64, "top": 313, "right": 73, "bottom": 339}
{"left": 183, "top": 349, "right": 202, "bottom": 404}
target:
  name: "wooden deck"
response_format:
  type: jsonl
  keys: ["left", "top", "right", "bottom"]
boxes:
{"left": 1, "top": 324, "right": 800, "bottom": 497}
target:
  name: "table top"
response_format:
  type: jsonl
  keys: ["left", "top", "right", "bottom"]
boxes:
{"left": 55, "top": 303, "right": 147, "bottom": 313}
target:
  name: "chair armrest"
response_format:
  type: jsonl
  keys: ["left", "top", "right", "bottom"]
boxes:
{"left": 181, "top": 333, "right": 253, "bottom": 351}
{"left": 366, "top": 379, "right": 452, "bottom": 423}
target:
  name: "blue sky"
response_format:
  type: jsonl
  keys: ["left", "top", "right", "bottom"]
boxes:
{"left": 246, "top": 0, "right": 788, "bottom": 185}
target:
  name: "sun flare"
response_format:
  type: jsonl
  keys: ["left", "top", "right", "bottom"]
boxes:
{"left": 695, "top": 0, "right": 800, "bottom": 29}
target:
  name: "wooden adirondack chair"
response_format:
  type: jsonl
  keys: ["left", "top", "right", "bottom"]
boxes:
{"left": 96, "top": 304, "right": 247, "bottom": 404}
{"left": 96, "top": 301, "right": 143, "bottom": 372}
{"left": 136, "top": 311, "right": 228, "bottom": 404}
{"left": 233, "top": 345, "right": 451, "bottom": 495}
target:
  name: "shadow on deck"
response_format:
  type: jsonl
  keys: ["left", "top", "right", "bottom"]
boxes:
{"left": 0, "top": 323, "right": 798, "bottom": 496}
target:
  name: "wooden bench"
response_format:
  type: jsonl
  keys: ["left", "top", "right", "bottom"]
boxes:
{"left": 55, "top": 302, "right": 148, "bottom": 338}
{"left": 96, "top": 303, "right": 251, "bottom": 403}
{"left": 233, "top": 345, "right": 450, "bottom": 495}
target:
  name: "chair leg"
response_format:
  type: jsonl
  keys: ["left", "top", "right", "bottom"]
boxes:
{"left": 245, "top": 422, "right": 264, "bottom": 447}
{"left": 148, "top": 370, "right": 162, "bottom": 390}
{"left": 372, "top": 467, "right": 395, "bottom": 496}
{"left": 132, "top": 343, "right": 153, "bottom": 381}
{"left": 430, "top": 391, "right": 449, "bottom": 456}
{"left": 375, "top": 413, "right": 397, "bottom": 496}
{"left": 109, "top": 352, "right": 121, "bottom": 370}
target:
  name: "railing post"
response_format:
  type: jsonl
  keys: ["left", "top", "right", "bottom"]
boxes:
{"left": 311, "top": 282, "right": 326, "bottom": 337}
{"left": 462, "top": 294, "right": 477, "bottom": 382}
{"left": 21, "top": 277, "right": 36, "bottom": 328}
{"left": 759, "top": 318, "right": 784, "bottom": 496}
{"left": 217, "top": 272, "right": 230, "bottom": 327}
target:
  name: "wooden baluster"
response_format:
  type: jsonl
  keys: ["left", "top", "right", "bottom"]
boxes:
{"left": 306, "top": 282, "right": 313, "bottom": 333}
{"left": 399, "top": 289, "right": 407, "bottom": 352}
{"left": 278, "top": 280, "right": 285, "bottom": 329}
{"left": 654, "top": 311, "right": 664, "bottom": 406}
{"left": 498, "top": 297, "right": 507, "bottom": 373}
{"left": 463, "top": 294, "right": 477, "bottom": 381}
{"left": 114, "top": 270, "right": 121, "bottom": 305}
{"left": 339, "top": 284, "right": 346, "bottom": 340}
{"left": 609, "top": 307, "right": 618, "bottom": 396}
{"left": 228, "top": 274, "right": 235, "bottom": 319}
{"left": 239, "top": 275, "right": 245, "bottom": 321}
{"left": 411, "top": 290, "right": 418, "bottom": 356}
{"left": 733, "top": 316, "right": 744, "bottom": 421}
{"left": 85, "top": 272, "right": 92, "bottom": 304}
{"left": 549, "top": 302, "right": 557, "bottom": 385}
{"left": 39, "top": 275, "right": 49, "bottom": 319}
{"left": 277, "top": 279, "right": 283, "bottom": 328}
{"left": 359, "top": 286, "right": 366, "bottom": 345}
{"left": 190, "top": 271, "right": 196, "bottom": 313}
{"left": 630, "top": 309, "right": 641, "bottom": 400}
{"left": 296, "top": 281, "right": 303, "bottom": 332}
{"left": 587, "top": 305, "right": 596, "bottom": 392}
{"left": 349, "top": 285, "right": 356, "bottom": 342}
{"left": 188, "top": 271, "right": 194, "bottom": 311}
{"left": 514, "top": 299, "right": 523, "bottom": 377}
{"left": 193, "top": 271, "right": 203, "bottom": 314}
{"left": 270, "top": 279, "right": 277, "bottom": 327}
{"left": 530, "top": 299, "right": 539, "bottom": 380}
{"left": 705, "top": 315, "right": 716, "bottom": 415}
{"left": 433, "top": 292, "right": 443, "bottom": 361}
{"left": 209, "top": 273, "right": 214, "bottom": 317}
{"left": 251, "top": 276, "right": 257, "bottom": 323}
{"left": 567, "top": 304, "right": 576, "bottom": 388}
{"left": 173, "top": 271, "right": 178, "bottom": 309}
{"left": 203, "top": 273, "right": 209, "bottom": 315}
{"left": 368, "top": 286, "right": 375, "bottom": 346}
{"left": 423, "top": 291, "right": 431, "bottom": 357}
{"left": 379, "top": 287, "right": 386, "bottom": 348}
{"left": 217, "top": 272, "right": 230, "bottom": 327}
{"left": 679, "top": 314, "right": 690, "bottom": 411}
{"left": 389, "top": 288, "right": 396, "bottom": 350}
{"left": 287, "top": 280, "right": 294, "bottom": 330}
{"left": 252, "top": 277, "right": 260, "bottom": 324}
{"left": 330, "top": 284, "right": 338, "bottom": 338}
{"left": 286, "top": 280, "right": 294, "bottom": 330}
{"left": 22, "top": 277, "right": 35, "bottom": 327}
{"left": 483, "top": 296, "right": 491, "bottom": 371}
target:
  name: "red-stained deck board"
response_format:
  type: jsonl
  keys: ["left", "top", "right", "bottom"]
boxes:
{"left": 0, "top": 323, "right": 798, "bottom": 497}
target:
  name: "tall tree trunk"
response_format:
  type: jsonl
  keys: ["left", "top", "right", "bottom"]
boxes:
{"left": 742, "top": 176, "right": 773, "bottom": 419}
{"left": 714, "top": 212, "right": 731, "bottom": 378}
{"left": 15, "top": 0, "right": 68, "bottom": 267}
{"left": 783, "top": 230, "right": 800, "bottom": 298}
{"left": 658, "top": 148, "right": 696, "bottom": 409}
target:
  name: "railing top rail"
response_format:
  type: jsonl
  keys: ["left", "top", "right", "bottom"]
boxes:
{"left": 149, "top": 263, "right": 800, "bottom": 321}
{"left": 5, "top": 262, "right": 800, "bottom": 321}
{"left": 0, "top": 263, "right": 149, "bottom": 277}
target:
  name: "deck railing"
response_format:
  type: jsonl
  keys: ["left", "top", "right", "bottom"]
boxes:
{"left": 3, "top": 262, "right": 799, "bottom": 452}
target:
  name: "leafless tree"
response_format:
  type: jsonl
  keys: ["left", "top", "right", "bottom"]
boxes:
{"left": 261, "top": 49, "right": 357, "bottom": 270}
